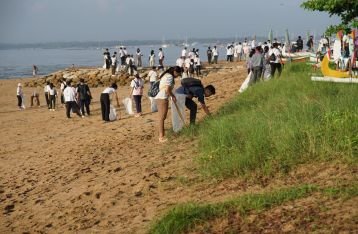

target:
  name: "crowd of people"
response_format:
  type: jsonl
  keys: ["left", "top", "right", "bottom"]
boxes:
{"left": 21, "top": 35, "right": 336, "bottom": 141}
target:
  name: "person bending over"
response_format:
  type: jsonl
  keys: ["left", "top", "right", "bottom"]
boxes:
{"left": 176, "top": 78, "right": 216, "bottom": 124}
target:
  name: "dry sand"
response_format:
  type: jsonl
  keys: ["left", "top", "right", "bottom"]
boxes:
{"left": 0, "top": 63, "right": 248, "bottom": 233}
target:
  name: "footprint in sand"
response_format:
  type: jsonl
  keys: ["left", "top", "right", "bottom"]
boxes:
{"left": 4, "top": 204, "right": 15, "bottom": 214}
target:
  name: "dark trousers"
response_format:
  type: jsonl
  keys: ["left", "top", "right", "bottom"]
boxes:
{"left": 270, "top": 63, "right": 282, "bottom": 78}
{"left": 213, "top": 56, "right": 218, "bottom": 64}
{"left": 79, "top": 99, "right": 91, "bottom": 115}
{"left": 185, "top": 98, "right": 197, "bottom": 124}
{"left": 195, "top": 65, "right": 201, "bottom": 76}
{"left": 65, "top": 101, "right": 81, "bottom": 118}
{"left": 121, "top": 57, "right": 126, "bottom": 65}
{"left": 106, "top": 59, "right": 111, "bottom": 69}
{"left": 61, "top": 94, "right": 65, "bottom": 104}
{"left": 133, "top": 95, "right": 142, "bottom": 113}
{"left": 111, "top": 64, "right": 116, "bottom": 75}
{"left": 252, "top": 66, "right": 263, "bottom": 83}
{"left": 159, "top": 58, "right": 164, "bottom": 67}
{"left": 49, "top": 95, "right": 56, "bottom": 109}
{"left": 100, "top": 93, "right": 110, "bottom": 121}
{"left": 17, "top": 95, "right": 22, "bottom": 107}
{"left": 207, "top": 55, "right": 212, "bottom": 64}
{"left": 44, "top": 92, "right": 49, "bottom": 108}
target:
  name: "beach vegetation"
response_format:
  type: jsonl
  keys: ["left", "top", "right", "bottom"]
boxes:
{"left": 149, "top": 184, "right": 357, "bottom": 234}
{"left": 190, "top": 63, "right": 357, "bottom": 179}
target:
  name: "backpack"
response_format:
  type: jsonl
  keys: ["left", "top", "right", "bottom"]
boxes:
{"left": 269, "top": 52, "right": 276, "bottom": 62}
{"left": 148, "top": 80, "right": 160, "bottom": 97}
{"left": 181, "top": 78, "right": 203, "bottom": 95}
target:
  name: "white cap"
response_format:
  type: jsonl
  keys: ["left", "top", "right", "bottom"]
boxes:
{"left": 18, "top": 83, "right": 22, "bottom": 87}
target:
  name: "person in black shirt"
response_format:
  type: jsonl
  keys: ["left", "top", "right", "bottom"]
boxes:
{"left": 176, "top": 78, "right": 216, "bottom": 124}
{"left": 77, "top": 78, "right": 92, "bottom": 116}
{"left": 296, "top": 36, "right": 303, "bottom": 52}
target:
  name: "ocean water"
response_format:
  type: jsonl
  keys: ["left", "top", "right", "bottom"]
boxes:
{"left": 0, "top": 43, "right": 228, "bottom": 79}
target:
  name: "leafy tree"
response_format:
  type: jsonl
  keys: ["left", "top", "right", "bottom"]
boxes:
{"left": 301, "top": 0, "right": 358, "bottom": 34}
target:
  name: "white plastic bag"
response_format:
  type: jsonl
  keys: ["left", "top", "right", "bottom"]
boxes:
{"left": 171, "top": 94, "right": 186, "bottom": 133}
{"left": 122, "top": 97, "right": 134, "bottom": 115}
{"left": 149, "top": 97, "right": 158, "bottom": 112}
{"left": 109, "top": 105, "right": 117, "bottom": 121}
{"left": 263, "top": 64, "right": 271, "bottom": 81}
{"left": 239, "top": 71, "right": 253, "bottom": 93}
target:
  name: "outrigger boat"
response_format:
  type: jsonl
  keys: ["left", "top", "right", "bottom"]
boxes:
{"left": 311, "top": 54, "right": 358, "bottom": 83}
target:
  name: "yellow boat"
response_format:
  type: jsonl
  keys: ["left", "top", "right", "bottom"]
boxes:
{"left": 321, "top": 54, "right": 350, "bottom": 78}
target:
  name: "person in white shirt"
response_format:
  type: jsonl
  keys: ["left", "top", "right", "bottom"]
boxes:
{"left": 269, "top": 43, "right": 283, "bottom": 78}
{"left": 100, "top": 83, "right": 120, "bottom": 122}
{"left": 235, "top": 42, "right": 243, "bottom": 61}
{"left": 148, "top": 66, "right": 158, "bottom": 88}
{"left": 136, "top": 48, "right": 143, "bottom": 67}
{"left": 194, "top": 55, "right": 201, "bottom": 76}
{"left": 60, "top": 78, "right": 67, "bottom": 106}
{"left": 176, "top": 56, "right": 185, "bottom": 68}
{"left": 111, "top": 54, "right": 117, "bottom": 75}
{"left": 212, "top": 46, "right": 219, "bottom": 64}
{"left": 48, "top": 83, "right": 57, "bottom": 111}
{"left": 181, "top": 47, "right": 187, "bottom": 58}
{"left": 119, "top": 47, "right": 125, "bottom": 67}
{"left": 44, "top": 82, "right": 50, "bottom": 109}
{"left": 251, "top": 39, "right": 256, "bottom": 49}
{"left": 123, "top": 47, "right": 128, "bottom": 57}
{"left": 130, "top": 74, "right": 144, "bottom": 117}
{"left": 155, "top": 66, "right": 182, "bottom": 143}
{"left": 16, "top": 83, "right": 24, "bottom": 110}
{"left": 63, "top": 81, "right": 83, "bottom": 118}
{"left": 158, "top": 48, "right": 164, "bottom": 67}
{"left": 226, "top": 44, "right": 234, "bottom": 62}
{"left": 188, "top": 49, "right": 195, "bottom": 60}
{"left": 149, "top": 50, "right": 155, "bottom": 67}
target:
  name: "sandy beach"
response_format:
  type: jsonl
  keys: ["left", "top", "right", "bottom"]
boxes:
{"left": 0, "top": 62, "right": 248, "bottom": 233}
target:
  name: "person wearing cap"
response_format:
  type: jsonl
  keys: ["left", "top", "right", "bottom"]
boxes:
{"left": 16, "top": 83, "right": 24, "bottom": 110}
{"left": 130, "top": 74, "right": 144, "bottom": 117}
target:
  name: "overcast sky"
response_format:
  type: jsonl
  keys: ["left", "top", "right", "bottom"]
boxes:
{"left": 0, "top": 0, "right": 340, "bottom": 43}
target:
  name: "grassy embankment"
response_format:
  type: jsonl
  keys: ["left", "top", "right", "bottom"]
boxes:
{"left": 151, "top": 63, "right": 357, "bottom": 233}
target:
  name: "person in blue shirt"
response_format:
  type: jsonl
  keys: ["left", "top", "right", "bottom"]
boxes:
{"left": 176, "top": 78, "right": 216, "bottom": 124}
